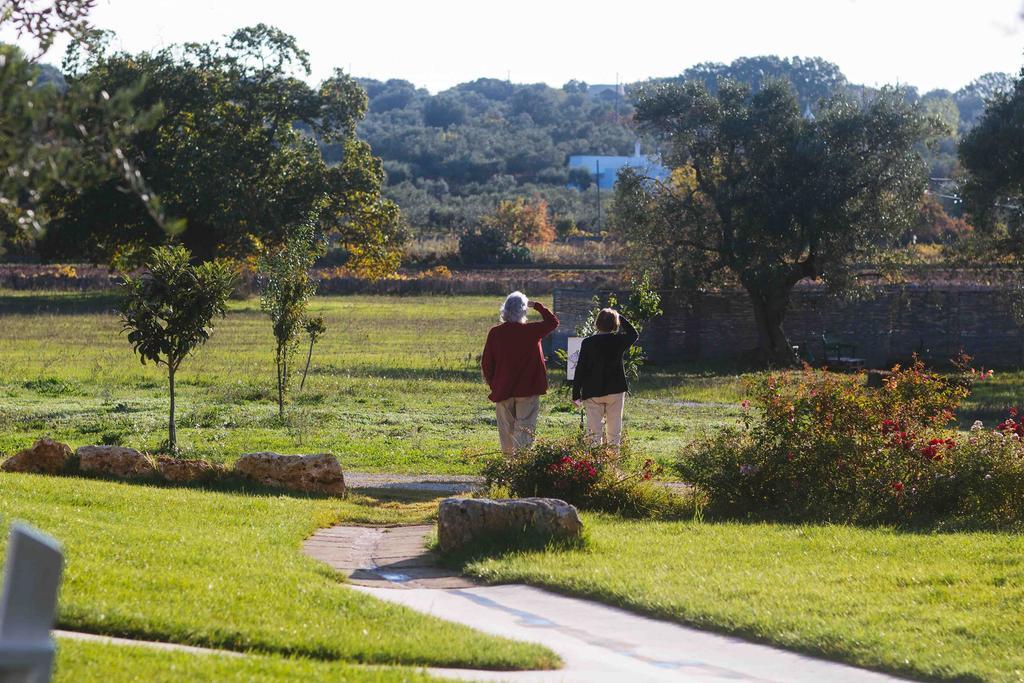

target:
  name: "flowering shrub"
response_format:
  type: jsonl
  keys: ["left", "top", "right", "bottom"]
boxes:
{"left": 482, "top": 438, "right": 686, "bottom": 518}
{"left": 679, "top": 362, "right": 1024, "bottom": 528}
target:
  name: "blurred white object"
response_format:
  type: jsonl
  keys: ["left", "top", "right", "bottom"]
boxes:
{"left": 0, "top": 523, "right": 63, "bottom": 683}
{"left": 566, "top": 336, "right": 582, "bottom": 380}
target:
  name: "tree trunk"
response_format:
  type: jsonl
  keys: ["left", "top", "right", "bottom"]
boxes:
{"left": 168, "top": 364, "right": 178, "bottom": 453}
{"left": 747, "top": 287, "right": 799, "bottom": 367}
{"left": 299, "top": 339, "right": 314, "bottom": 392}
{"left": 276, "top": 345, "right": 285, "bottom": 418}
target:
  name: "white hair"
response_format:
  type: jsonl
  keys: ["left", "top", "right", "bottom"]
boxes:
{"left": 500, "top": 291, "right": 529, "bottom": 323}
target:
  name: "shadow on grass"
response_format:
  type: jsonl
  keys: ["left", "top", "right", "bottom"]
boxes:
{"left": 0, "top": 291, "right": 122, "bottom": 315}
{"left": 437, "top": 531, "right": 588, "bottom": 574}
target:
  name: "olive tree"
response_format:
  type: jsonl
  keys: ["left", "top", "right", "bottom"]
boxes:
{"left": 615, "top": 80, "right": 935, "bottom": 365}
{"left": 960, "top": 68, "right": 1024, "bottom": 243}
{"left": 120, "top": 245, "right": 236, "bottom": 451}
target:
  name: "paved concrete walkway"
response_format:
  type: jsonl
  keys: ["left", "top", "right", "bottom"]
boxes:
{"left": 345, "top": 471, "right": 691, "bottom": 495}
{"left": 346, "top": 472, "right": 481, "bottom": 494}
{"left": 307, "top": 524, "right": 913, "bottom": 683}
{"left": 55, "top": 629, "right": 243, "bottom": 657}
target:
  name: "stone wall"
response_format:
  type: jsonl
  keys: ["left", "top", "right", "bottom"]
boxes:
{"left": 552, "top": 285, "right": 1024, "bottom": 368}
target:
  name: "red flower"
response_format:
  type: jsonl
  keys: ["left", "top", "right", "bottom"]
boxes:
{"left": 892, "top": 481, "right": 904, "bottom": 492}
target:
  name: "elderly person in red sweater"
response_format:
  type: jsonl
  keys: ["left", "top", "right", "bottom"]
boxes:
{"left": 481, "top": 291, "right": 559, "bottom": 454}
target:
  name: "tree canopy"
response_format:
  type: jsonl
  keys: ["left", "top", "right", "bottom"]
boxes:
{"left": 959, "top": 67, "right": 1024, "bottom": 242}
{"left": 38, "top": 24, "right": 405, "bottom": 274}
{"left": 614, "top": 80, "right": 935, "bottom": 364}
{"left": 0, "top": 1, "right": 169, "bottom": 257}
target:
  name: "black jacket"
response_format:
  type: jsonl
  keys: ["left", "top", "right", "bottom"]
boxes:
{"left": 571, "top": 317, "right": 639, "bottom": 400}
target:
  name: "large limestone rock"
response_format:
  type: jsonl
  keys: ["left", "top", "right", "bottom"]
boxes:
{"left": 437, "top": 497, "right": 583, "bottom": 552}
{"left": 77, "top": 445, "right": 156, "bottom": 479}
{"left": 156, "top": 456, "right": 226, "bottom": 484}
{"left": 233, "top": 453, "right": 346, "bottom": 497}
{"left": 1, "top": 438, "right": 74, "bottom": 475}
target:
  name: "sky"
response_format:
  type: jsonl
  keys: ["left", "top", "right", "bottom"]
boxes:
{"left": 9, "top": 0, "right": 1024, "bottom": 93}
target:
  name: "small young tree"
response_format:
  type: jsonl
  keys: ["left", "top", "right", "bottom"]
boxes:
{"left": 299, "top": 315, "right": 326, "bottom": 391}
{"left": 120, "top": 245, "right": 236, "bottom": 452}
{"left": 260, "top": 220, "right": 324, "bottom": 417}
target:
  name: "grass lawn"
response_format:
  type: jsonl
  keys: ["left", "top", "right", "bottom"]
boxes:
{"left": 0, "top": 290, "right": 747, "bottom": 473}
{"left": 0, "top": 472, "right": 556, "bottom": 671}
{"left": 55, "top": 638, "right": 448, "bottom": 682}
{"left": 463, "top": 514, "right": 1024, "bottom": 682}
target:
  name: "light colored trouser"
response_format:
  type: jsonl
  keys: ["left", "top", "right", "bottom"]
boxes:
{"left": 584, "top": 392, "right": 625, "bottom": 451}
{"left": 495, "top": 395, "right": 541, "bottom": 454}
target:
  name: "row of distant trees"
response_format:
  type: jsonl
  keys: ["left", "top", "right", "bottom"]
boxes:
{"left": 352, "top": 56, "right": 1010, "bottom": 232}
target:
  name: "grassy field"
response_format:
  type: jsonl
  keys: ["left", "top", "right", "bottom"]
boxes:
{"left": 0, "top": 473, "right": 556, "bottom": 671}
{"left": 0, "top": 290, "right": 746, "bottom": 473}
{"left": 6, "top": 289, "right": 1024, "bottom": 680}
{"left": 464, "top": 514, "right": 1024, "bottom": 682}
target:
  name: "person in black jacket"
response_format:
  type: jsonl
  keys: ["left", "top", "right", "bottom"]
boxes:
{"left": 571, "top": 308, "right": 639, "bottom": 452}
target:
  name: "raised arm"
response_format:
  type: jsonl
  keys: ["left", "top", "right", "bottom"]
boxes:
{"left": 528, "top": 301, "right": 559, "bottom": 337}
{"left": 618, "top": 314, "right": 639, "bottom": 349}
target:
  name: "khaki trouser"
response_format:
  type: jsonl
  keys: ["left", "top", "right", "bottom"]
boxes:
{"left": 584, "top": 392, "right": 625, "bottom": 451}
{"left": 495, "top": 395, "right": 541, "bottom": 454}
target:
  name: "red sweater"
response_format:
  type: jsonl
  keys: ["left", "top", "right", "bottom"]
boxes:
{"left": 481, "top": 302, "right": 559, "bottom": 402}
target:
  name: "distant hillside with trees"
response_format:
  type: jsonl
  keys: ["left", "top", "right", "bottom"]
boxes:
{"left": 343, "top": 56, "right": 1013, "bottom": 236}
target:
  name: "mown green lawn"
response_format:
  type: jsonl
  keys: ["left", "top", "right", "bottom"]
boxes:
{"left": 464, "top": 514, "right": 1024, "bottom": 682}
{"left": 0, "top": 290, "right": 746, "bottom": 473}
{"left": 0, "top": 473, "right": 556, "bottom": 671}
{"left": 55, "top": 638, "right": 448, "bottom": 682}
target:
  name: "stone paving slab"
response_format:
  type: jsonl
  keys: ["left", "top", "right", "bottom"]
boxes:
{"left": 303, "top": 524, "right": 476, "bottom": 589}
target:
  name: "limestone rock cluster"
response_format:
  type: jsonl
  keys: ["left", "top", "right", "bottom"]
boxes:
{"left": 0, "top": 438, "right": 74, "bottom": 475}
{"left": 1, "top": 439, "right": 347, "bottom": 497}
{"left": 233, "top": 452, "right": 347, "bottom": 496}
{"left": 437, "top": 497, "right": 583, "bottom": 552}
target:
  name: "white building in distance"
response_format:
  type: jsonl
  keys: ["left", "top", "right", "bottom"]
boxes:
{"left": 567, "top": 141, "right": 669, "bottom": 190}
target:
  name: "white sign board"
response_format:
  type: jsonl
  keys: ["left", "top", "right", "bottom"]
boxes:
{"left": 566, "top": 336, "right": 582, "bottom": 381}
